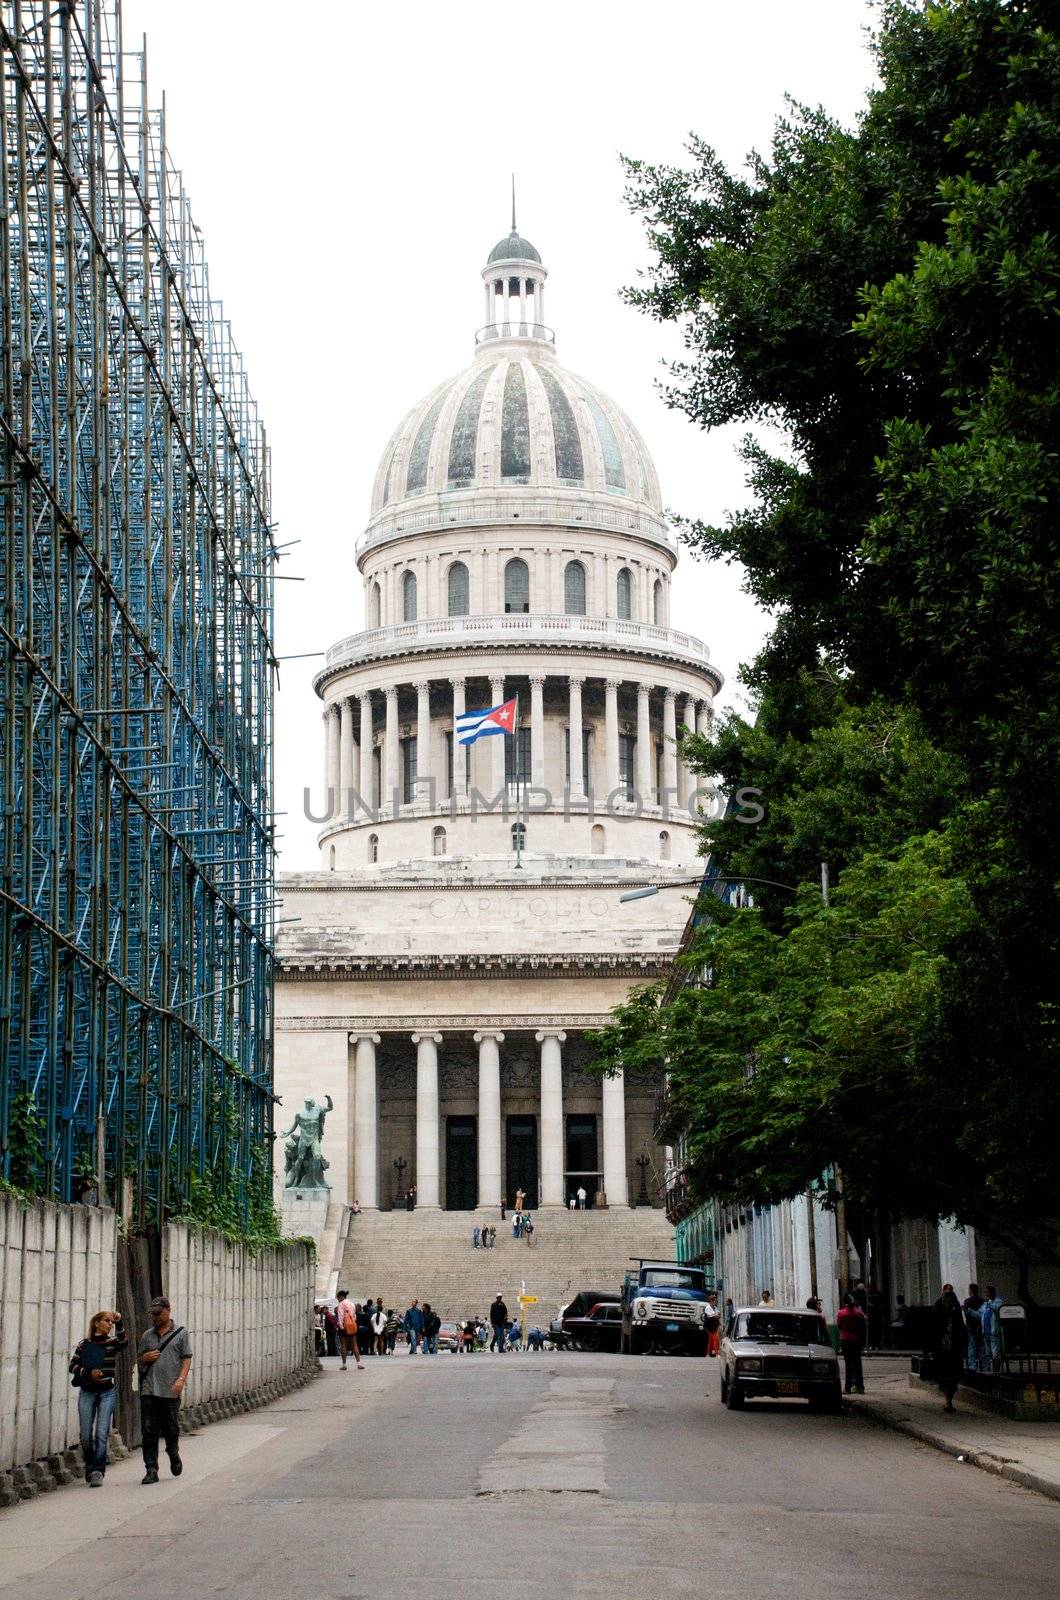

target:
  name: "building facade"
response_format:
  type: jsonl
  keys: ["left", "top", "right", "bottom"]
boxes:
{"left": 275, "top": 221, "right": 722, "bottom": 1219}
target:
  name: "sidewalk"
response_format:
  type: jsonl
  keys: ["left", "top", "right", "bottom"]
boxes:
{"left": 851, "top": 1356, "right": 1060, "bottom": 1503}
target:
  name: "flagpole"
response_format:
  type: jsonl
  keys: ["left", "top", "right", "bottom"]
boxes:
{"left": 514, "top": 692, "right": 523, "bottom": 870}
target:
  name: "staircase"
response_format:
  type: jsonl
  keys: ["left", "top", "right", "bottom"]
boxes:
{"left": 336, "top": 1205, "right": 675, "bottom": 1322}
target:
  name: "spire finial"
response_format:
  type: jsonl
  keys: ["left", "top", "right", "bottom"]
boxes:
{"left": 511, "top": 172, "right": 517, "bottom": 233}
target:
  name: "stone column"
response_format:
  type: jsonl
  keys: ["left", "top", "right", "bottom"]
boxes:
{"left": 519, "top": 278, "right": 527, "bottom": 332}
{"left": 384, "top": 685, "right": 399, "bottom": 810}
{"left": 326, "top": 705, "right": 341, "bottom": 809}
{"left": 490, "top": 674, "right": 506, "bottom": 795}
{"left": 637, "top": 683, "right": 653, "bottom": 805}
{"left": 568, "top": 675, "right": 585, "bottom": 800}
{"left": 604, "top": 678, "right": 621, "bottom": 798}
{"left": 662, "top": 689, "right": 678, "bottom": 814}
{"left": 680, "top": 694, "right": 698, "bottom": 811}
{"left": 339, "top": 697, "right": 354, "bottom": 805}
{"left": 536, "top": 1029, "right": 566, "bottom": 1206}
{"left": 412, "top": 1031, "right": 442, "bottom": 1209}
{"left": 451, "top": 678, "right": 467, "bottom": 800}
{"left": 697, "top": 699, "right": 713, "bottom": 738}
{"left": 602, "top": 1070, "right": 628, "bottom": 1207}
{"left": 537, "top": 278, "right": 545, "bottom": 328}
{"left": 529, "top": 674, "right": 545, "bottom": 788}
{"left": 359, "top": 692, "right": 374, "bottom": 803}
{"left": 474, "top": 1029, "right": 504, "bottom": 1208}
{"left": 351, "top": 1032, "right": 381, "bottom": 1209}
{"left": 483, "top": 281, "right": 492, "bottom": 329}
{"left": 415, "top": 679, "right": 431, "bottom": 807}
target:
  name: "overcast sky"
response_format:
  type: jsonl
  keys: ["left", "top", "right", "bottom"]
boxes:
{"left": 124, "top": 0, "right": 878, "bottom": 869}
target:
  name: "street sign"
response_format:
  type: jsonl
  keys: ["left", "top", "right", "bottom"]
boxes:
{"left": 518, "top": 1294, "right": 537, "bottom": 1304}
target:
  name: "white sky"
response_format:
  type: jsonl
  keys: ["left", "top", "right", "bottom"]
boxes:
{"left": 123, "top": 0, "right": 878, "bottom": 869}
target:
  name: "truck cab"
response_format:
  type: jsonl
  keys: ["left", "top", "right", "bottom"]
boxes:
{"left": 620, "top": 1259, "right": 712, "bottom": 1355}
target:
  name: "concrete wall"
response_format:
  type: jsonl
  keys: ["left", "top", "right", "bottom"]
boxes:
{"left": 0, "top": 1195, "right": 117, "bottom": 1476}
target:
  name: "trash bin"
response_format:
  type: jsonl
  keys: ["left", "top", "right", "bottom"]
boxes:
{"left": 999, "top": 1303, "right": 1027, "bottom": 1357}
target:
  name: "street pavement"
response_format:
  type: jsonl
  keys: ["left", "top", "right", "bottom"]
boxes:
{"left": 1, "top": 1351, "right": 1057, "bottom": 1600}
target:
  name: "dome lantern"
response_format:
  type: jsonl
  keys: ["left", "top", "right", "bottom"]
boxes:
{"left": 479, "top": 181, "right": 550, "bottom": 349}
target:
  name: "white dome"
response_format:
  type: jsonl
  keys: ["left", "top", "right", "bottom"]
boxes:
{"left": 370, "top": 352, "right": 663, "bottom": 522}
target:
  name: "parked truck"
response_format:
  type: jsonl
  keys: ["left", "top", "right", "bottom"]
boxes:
{"left": 620, "top": 1258, "right": 713, "bottom": 1355}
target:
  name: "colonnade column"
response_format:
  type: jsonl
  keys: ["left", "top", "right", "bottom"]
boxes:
{"left": 483, "top": 281, "right": 492, "bottom": 329}
{"left": 412, "top": 1031, "right": 442, "bottom": 1209}
{"left": 662, "top": 689, "right": 678, "bottom": 813}
{"left": 415, "top": 680, "right": 430, "bottom": 808}
{"left": 490, "top": 674, "right": 506, "bottom": 794}
{"left": 325, "top": 706, "right": 340, "bottom": 807}
{"left": 384, "top": 686, "right": 399, "bottom": 808}
{"left": 451, "top": 678, "right": 467, "bottom": 800}
{"left": 339, "top": 697, "right": 355, "bottom": 804}
{"left": 351, "top": 1031, "right": 380, "bottom": 1209}
{"left": 696, "top": 699, "right": 713, "bottom": 738}
{"left": 636, "top": 683, "right": 653, "bottom": 805}
{"left": 536, "top": 1029, "right": 566, "bottom": 1206}
{"left": 519, "top": 278, "right": 528, "bottom": 332}
{"left": 474, "top": 1030, "right": 504, "bottom": 1208}
{"left": 529, "top": 675, "right": 545, "bottom": 788}
{"left": 602, "top": 1070, "right": 629, "bottom": 1208}
{"left": 604, "top": 678, "right": 621, "bottom": 798}
{"left": 568, "top": 675, "right": 585, "bottom": 800}
{"left": 680, "top": 694, "right": 698, "bottom": 811}
{"left": 359, "top": 692, "right": 374, "bottom": 802}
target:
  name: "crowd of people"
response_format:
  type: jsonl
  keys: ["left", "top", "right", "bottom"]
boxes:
{"left": 313, "top": 1290, "right": 551, "bottom": 1361}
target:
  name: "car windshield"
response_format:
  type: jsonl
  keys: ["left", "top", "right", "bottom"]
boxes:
{"left": 735, "top": 1313, "right": 829, "bottom": 1344}
{"left": 641, "top": 1269, "right": 705, "bottom": 1291}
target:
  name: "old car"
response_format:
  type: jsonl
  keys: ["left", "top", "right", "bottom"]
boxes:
{"left": 551, "top": 1289, "right": 620, "bottom": 1349}
{"left": 564, "top": 1301, "right": 623, "bottom": 1353}
{"left": 437, "top": 1320, "right": 463, "bottom": 1352}
{"left": 719, "top": 1306, "right": 842, "bottom": 1411}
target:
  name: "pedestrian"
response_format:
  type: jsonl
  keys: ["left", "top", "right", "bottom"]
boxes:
{"left": 372, "top": 1303, "right": 387, "bottom": 1355}
{"left": 963, "top": 1282, "right": 985, "bottom": 1372}
{"left": 357, "top": 1298, "right": 373, "bottom": 1354}
{"left": 422, "top": 1303, "right": 441, "bottom": 1355}
{"left": 853, "top": 1280, "right": 868, "bottom": 1316}
{"left": 576, "top": 1185, "right": 587, "bottom": 1209}
{"left": 403, "top": 1299, "right": 424, "bottom": 1354}
{"left": 473, "top": 1225, "right": 481, "bottom": 1248}
{"left": 70, "top": 1307, "right": 128, "bottom": 1487}
{"left": 334, "top": 1291, "right": 364, "bottom": 1371}
{"left": 524, "top": 1215, "right": 535, "bottom": 1246}
{"left": 980, "top": 1285, "right": 1004, "bottom": 1371}
{"left": 527, "top": 1326, "right": 546, "bottom": 1351}
{"left": 500, "top": 1200, "right": 506, "bottom": 1222}
{"left": 512, "top": 1211, "right": 522, "bottom": 1239}
{"left": 758, "top": 1289, "right": 772, "bottom": 1307}
{"left": 569, "top": 1192, "right": 577, "bottom": 1210}
{"left": 704, "top": 1292, "right": 721, "bottom": 1358}
{"left": 489, "top": 1293, "right": 508, "bottom": 1352}
{"left": 836, "top": 1292, "right": 867, "bottom": 1395}
{"left": 406, "top": 1185, "right": 416, "bottom": 1211}
{"left": 725, "top": 1297, "right": 735, "bottom": 1326}
{"left": 805, "top": 1296, "right": 824, "bottom": 1315}
{"left": 136, "top": 1295, "right": 192, "bottom": 1485}
{"left": 890, "top": 1294, "right": 909, "bottom": 1347}
{"left": 931, "top": 1287, "right": 967, "bottom": 1412}
{"left": 488, "top": 1226, "right": 496, "bottom": 1248}
{"left": 514, "top": 1186, "right": 525, "bottom": 1212}
{"left": 321, "top": 1300, "right": 338, "bottom": 1357}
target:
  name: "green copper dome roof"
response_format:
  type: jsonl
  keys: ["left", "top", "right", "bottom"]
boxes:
{"left": 487, "top": 229, "right": 542, "bottom": 265}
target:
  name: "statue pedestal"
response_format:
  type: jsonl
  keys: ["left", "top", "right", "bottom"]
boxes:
{"left": 281, "top": 1185, "right": 331, "bottom": 1244}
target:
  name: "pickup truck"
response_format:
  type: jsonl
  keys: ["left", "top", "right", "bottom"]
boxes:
{"left": 620, "top": 1259, "right": 713, "bottom": 1355}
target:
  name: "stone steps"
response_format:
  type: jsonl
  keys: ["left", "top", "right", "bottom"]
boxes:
{"left": 337, "top": 1205, "right": 675, "bottom": 1321}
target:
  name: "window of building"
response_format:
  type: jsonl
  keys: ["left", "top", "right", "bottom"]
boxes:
{"left": 328, "top": 845, "right": 336, "bottom": 871}
{"left": 402, "top": 569, "right": 417, "bottom": 622}
{"left": 564, "top": 559, "right": 586, "bottom": 615}
{"left": 511, "top": 821, "right": 526, "bottom": 853}
{"left": 504, "top": 557, "right": 530, "bottom": 613}
{"left": 372, "top": 746, "right": 381, "bottom": 808}
{"left": 616, "top": 566, "right": 632, "bottom": 620}
{"left": 505, "top": 726, "right": 532, "bottom": 787}
{"left": 591, "top": 823, "right": 605, "bottom": 854}
{"left": 401, "top": 735, "right": 417, "bottom": 804}
{"left": 367, "top": 832, "right": 379, "bottom": 863}
{"left": 444, "top": 731, "right": 471, "bottom": 798}
{"left": 618, "top": 732, "right": 636, "bottom": 800}
{"left": 653, "top": 577, "right": 663, "bottom": 626}
{"left": 369, "top": 581, "right": 381, "bottom": 628}
{"left": 432, "top": 825, "right": 447, "bottom": 856}
{"left": 659, "top": 829, "right": 671, "bottom": 861}
{"left": 447, "top": 560, "right": 469, "bottom": 617}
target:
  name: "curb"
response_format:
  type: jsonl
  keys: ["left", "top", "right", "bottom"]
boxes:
{"left": 851, "top": 1399, "right": 1060, "bottom": 1504}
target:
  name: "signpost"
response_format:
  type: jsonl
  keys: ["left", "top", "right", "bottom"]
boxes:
{"left": 518, "top": 1293, "right": 537, "bottom": 1347}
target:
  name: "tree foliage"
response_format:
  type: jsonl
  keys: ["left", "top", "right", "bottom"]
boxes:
{"left": 597, "top": 0, "right": 1060, "bottom": 1260}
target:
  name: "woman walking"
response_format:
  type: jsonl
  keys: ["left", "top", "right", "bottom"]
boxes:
{"left": 69, "top": 1308, "right": 128, "bottom": 1486}
{"left": 932, "top": 1287, "right": 967, "bottom": 1412}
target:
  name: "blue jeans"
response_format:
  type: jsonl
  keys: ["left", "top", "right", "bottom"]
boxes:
{"left": 423, "top": 1335, "right": 438, "bottom": 1355}
{"left": 79, "top": 1387, "right": 116, "bottom": 1476}
{"left": 407, "top": 1332, "right": 420, "bottom": 1353}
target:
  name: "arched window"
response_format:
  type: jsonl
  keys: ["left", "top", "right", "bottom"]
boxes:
{"left": 369, "top": 581, "right": 381, "bottom": 629}
{"left": 653, "top": 577, "right": 663, "bottom": 626}
{"left": 402, "top": 569, "right": 417, "bottom": 622}
{"left": 504, "top": 557, "right": 530, "bottom": 614}
{"left": 616, "top": 566, "right": 632, "bottom": 619}
{"left": 591, "top": 823, "right": 606, "bottom": 855}
{"left": 564, "top": 559, "right": 586, "bottom": 615}
{"left": 328, "top": 845, "right": 336, "bottom": 871}
{"left": 447, "top": 560, "right": 469, "bottom": 617}
{"left": 659, "top": 829, "right": 671, "bottom": 861}
{"left": 432, "top": 825, "right": 447, "bottom": 857}
{"left": 367, "top": 832, "right": 379, "bottom": 864}
{"left": 511, "top": 821, "right": 526, "bottom": 852}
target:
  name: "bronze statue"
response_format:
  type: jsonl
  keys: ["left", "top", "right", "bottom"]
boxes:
{"left": 278, "top": 1093, "right": 334, "bottom": 1189}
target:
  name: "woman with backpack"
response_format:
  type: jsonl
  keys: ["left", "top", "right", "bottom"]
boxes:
{"left": 334, "top": 1291, "right": 363, "bottom": 1371}
{"left": 69, "top": 1308, "right": 128, "bottom": 1486}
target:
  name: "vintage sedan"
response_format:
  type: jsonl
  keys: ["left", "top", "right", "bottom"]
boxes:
{"left": 719, "top": 1307, "right": 842, "bottom": 1412}
{"left": 564, "top": 1301, "right": 623, "bottom": 1353}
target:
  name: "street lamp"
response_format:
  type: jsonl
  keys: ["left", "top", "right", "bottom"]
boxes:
{"left": 619, "top": 874, "right": 802, "bottom": 904}
{"left": 393, "top": 1155, "right": 407, "bottom": 1207}
{"left": 634, "top": 1153, "right": 652, "bottom": 1207}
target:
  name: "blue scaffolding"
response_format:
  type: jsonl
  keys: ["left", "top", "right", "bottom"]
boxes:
{"left": 0, "top": 0, "right": 277, "bottom": 1224}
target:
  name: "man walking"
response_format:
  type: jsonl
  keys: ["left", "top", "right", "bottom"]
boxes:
{"left": 334, "top": 1290, "right": 363, "bottom": 1371}
{"left": 836, "top": 1292, "right": 867, "bottom": 1394}
{"left": 137, "top": 1295, "right": 192, "bottom": 1485}
{"left": 963, "top": 1283, "right": 985, "bottom": 1372}
{"left": 403, "top": 1299, "right": 424, "bottom": 1354}
{"left": 489, "top": 1293, "right": 508, "bottom": 1353}
{"left": 422, "top": 1303, "right": 441, "bottom": 1355}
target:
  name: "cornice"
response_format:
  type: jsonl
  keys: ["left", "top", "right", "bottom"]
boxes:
{"left": 276, "top": 1012, "right": 619, "bottom": 1033}
{"left": 276, "top": 950, "right": 674, "bottom": 982}
{"left": 275, "top": 873, "right": 696, "bottom": 893}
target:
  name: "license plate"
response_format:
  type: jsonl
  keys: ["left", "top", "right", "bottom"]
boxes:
{"left": 666, "top": 1322, "right": 680, "bottom": 1332}
{"left": 776, "top": 1380, "right": 801, "bottom": 1395}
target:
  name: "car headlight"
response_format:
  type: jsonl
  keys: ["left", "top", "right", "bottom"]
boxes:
{"left": 811, "top": 1360, "right": 836, "bottom": 1375}
{"left": 736, "top": 1357, "right": 763, "bottom": 1373}
{"left": 634, "top": 1300, "right": 649, "bottom": 1320}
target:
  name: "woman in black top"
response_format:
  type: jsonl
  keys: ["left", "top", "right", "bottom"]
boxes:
{"left": 932, "top": 1288, "right": 967, "bottom": 1412}
{"left": 70, "top": 1309, "right": 128, "bottom": 1486}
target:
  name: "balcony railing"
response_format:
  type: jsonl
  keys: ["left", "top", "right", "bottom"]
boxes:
{"left": 475, "top": 321, "right": 555, "bottom": 345}
{"left": 356, "top": 492, "right": 675, "bottom": 556}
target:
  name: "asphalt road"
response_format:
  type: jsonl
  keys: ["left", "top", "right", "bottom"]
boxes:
{"left": 1, "top": 1352, "right": 1057, "bottom": 1600}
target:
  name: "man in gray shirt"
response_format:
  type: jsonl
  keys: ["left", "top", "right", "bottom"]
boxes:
{"left": 137, "top": 1295, "right": 193, "bottom": 1485}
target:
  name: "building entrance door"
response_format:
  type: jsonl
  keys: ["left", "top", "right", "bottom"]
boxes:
{"left": 565, "top": 1114, "right": 599, "bottom": 1200}
{"left": 445, "top": 1116, "right": 478, "bottom": 1210}
{"left": 505, "top": 1115, "right": 538, "bottom": 1209}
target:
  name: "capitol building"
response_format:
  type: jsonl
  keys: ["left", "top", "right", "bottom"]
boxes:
{"left": 275, "top": 218, "right": 722, "bottom": 1286}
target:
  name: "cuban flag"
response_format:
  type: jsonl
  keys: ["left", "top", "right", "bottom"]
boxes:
{"left": 456, "top": 696, "right": 517, "bottom": 746}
